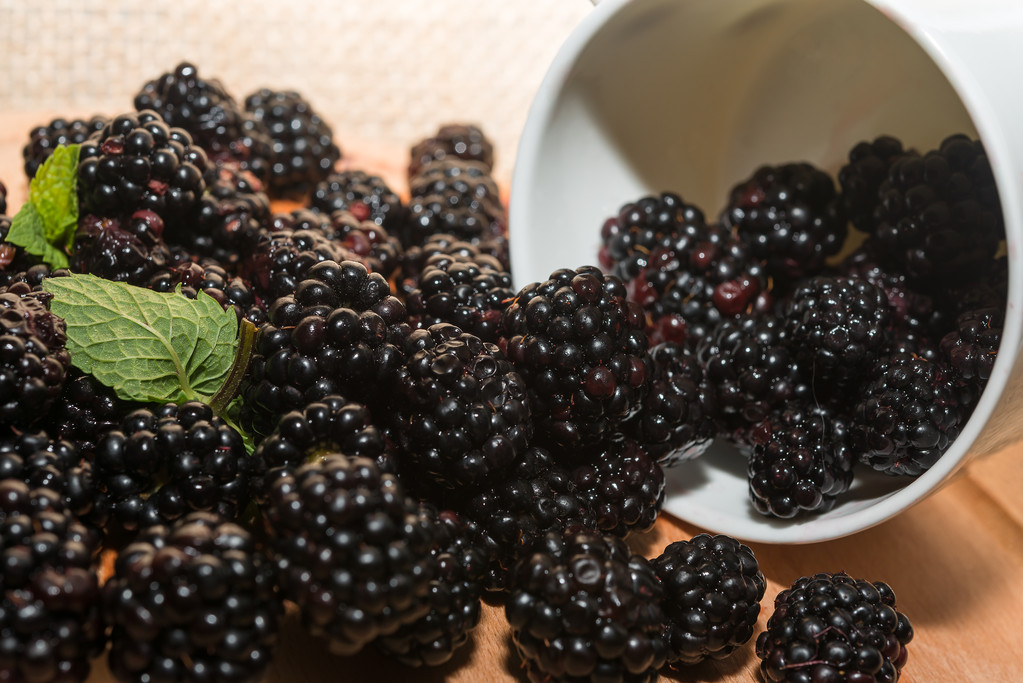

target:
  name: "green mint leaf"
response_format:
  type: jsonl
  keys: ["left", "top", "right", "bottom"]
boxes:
{"left": 30, "top": 144, "right": 80, "bottom": 252}
{"left": 7, "top": 203, "right": 70, "bottom": 269}
{"left": 42, "top": 273, "right": 239, "bottom": 404}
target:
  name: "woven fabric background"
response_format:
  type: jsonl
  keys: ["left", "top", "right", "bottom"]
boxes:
{"left": 0, "top": 0, "right": 591, "bottom": 182}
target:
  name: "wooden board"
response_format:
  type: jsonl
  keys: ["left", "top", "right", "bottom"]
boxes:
{"left": 1, "top": 111, "right": 1021, "bottom": 682}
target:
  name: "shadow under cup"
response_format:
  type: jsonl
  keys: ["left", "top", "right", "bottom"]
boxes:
{"left": 510, "top": 0, "right": 1023, "bottom": 542}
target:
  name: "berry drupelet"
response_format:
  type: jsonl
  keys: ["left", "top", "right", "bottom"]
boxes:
{"left": 503, "top": 265, "right": 650, "bottom": 450}
{"left": 244, "top": 88, "right": 341, "bottom": 199}
{"left": 505, "top": 529, "right": 668, "bottom": 683}
{"left": 310, "top": 169, "right": 407, "bottom": 234}
{"left": 652, "top": 533, "right": 766, "bottom": 666}
{"left": 408, "top": 123, "right": 495, "bottom": 179}
{"left": 103, "top": 511, "right": 280, "bottom": 683}
{"left": 23, "top": 114, "right": 108, "bottom": 179}
{"left": 756, "top": 572, "right": 913, "bottom": 683}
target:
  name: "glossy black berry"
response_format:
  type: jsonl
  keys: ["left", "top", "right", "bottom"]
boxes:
{"left": 405, "top": 160, "right": 506, "bottom": 249}
{"left": 23, "top": 115, "right": 108, "bottom": 179}
{"left": 310, "top": 169, "right": 407, "bottom": 234}
{"left": 408, "top": 123, "right": 495, "bottom": 179}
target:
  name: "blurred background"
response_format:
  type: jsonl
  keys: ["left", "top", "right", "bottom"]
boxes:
{"left": 0, "top": 0, "right": 591, "bottom": 184}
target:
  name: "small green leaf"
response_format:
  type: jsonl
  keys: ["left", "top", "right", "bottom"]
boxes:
{"left": 31, "top": 144, "right": 80, "bottom": 252}
{"left": 7, "top": 203, "right": 69, "bottom": 269}
{"left": 42, "top": 273, "right": 239, "bottom": 404}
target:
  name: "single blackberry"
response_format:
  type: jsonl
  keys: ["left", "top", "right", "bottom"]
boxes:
{"left": 568, "top": 437, "right": 664, "bottom": 538}
{"left": 853, "top": 351, "right": 962, "bottom": 476}
{"left": 262, "top": 454, "right": 440, "bottom": 655}
{"left": 784, "top": 275, "right": 891, "bottom": 388}
{"left": 405, "top": 160, "right": 506, "bottom": 249}
{"left": 872, "top": 134, "right": 1003, "bottom": 287}
{"left": 408, "top": 123, "right": 495, "bottom": 179}
{"left": 503, "top": 266, "right": 650, "bottom": 449}
{"left": 104, "top": 511, "right": 280, "bottom": 683}
{"left": 23, "top": 115, "right": 108, "bottom": 179}
{"left": 939, "top": 306, "right": 1002, "bottom": 386}
{"left": 310, "top": 169, "right": 407, "bottom": 234}
{"left": 375, "top": 507, "right": 487, "bottom": 667}
{"left": 756, "top": 572, "right": 913, "bottom": 683}
{"left": 838, "top": 135, "right": 909, "bottom": 232}
{"left": 391, "top": 323, "right": 532, "bottom": 496}
{"left": 506, "top": 529, "right": 668, "bottom": 683}
{"left": 44, "top": 369, "right": 131, "bottom": 460}
{"left": 71, "top": 211, "right": 174, "bottom": 285}
{"left": 0, "top": 483, "right": 105, "bottom": 683}
{"left": 404, "top": 254, "right": 514, "bottom": 343}
{"left": 148, "top": 260, "right": 268, "bottom": 326}
{"left": 397, "top": 232, "right": 498, "bottom": 298}
{"left": 239, "top": 260, "right": 408, "bottom": 439}
{"left": 77, "top": 110, "right": 208, "bottom": 229}
{"left": 0, "top": 281, "right": 71, "bottom": 428}
{"left": 91, "top": 401, "right": 252, "bottom": 538}
{"left": 944, "top": 254, "right": 1008, "bottom": 317}
{"left": 238, "top": 225, "right": 355, "bottom": 303}
{"left": 748, "top": 406, "right": 856, "bottom": 518}
{"left": 723, "top": 161, "right": 846, "bottom": 283}
{"left": 464, "top": 446, "right": 595, "bottom": 591}
{"left": 624, "top": 341, "right": 717, "bottom": 466}
{"left": 653, "top": 533, "right": 766, "bottom": 666}
{"left": 244, "top": 88, "right": 341, "bottom": 199}
{"left": 135, "top": 62, "right": 273, "bottom": 184}
{"left": 326, "top": 209, "right": 404, "bottom": 281}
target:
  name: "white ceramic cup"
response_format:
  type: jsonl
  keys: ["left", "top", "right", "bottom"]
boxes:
{"left": 509, "top": 0, "right": 1023, "bottom": 543}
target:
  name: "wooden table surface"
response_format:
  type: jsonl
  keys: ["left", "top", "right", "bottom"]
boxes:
{"left": 1, "top": 111, "right": 1021, "bottom": 682}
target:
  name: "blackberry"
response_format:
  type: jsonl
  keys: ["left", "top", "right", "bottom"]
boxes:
{"left": 748, "top": 406, "right": 856, "bottom": 518}
{"left": 652, "top": 533, "right": 766, "bottom": 666}
{"left": 104, "top": 511, "right": 280, "bottom": 683}
{"left": 503, "top": 266, "right": 650, "bottom": 449}
{"left": 375, "top": 507, "right": 487, "bottom": 667}
{"left": 405, "top": 159, "right": 506, "bottom": 249}
{"left": 397, "top": 232, "right": 499, "bottom": 298}
{"left": 837, "top": 135, "right": 908, "bottom": 232}
{"left": 148, "top": 260, "right": 268, "bottom": 326}
{"left": 23, "top": 115, "right": 108, "bottom": 179}
{"left": 262, "top": 454, "right": 440, "bottom": 655}
{"left": 568, "top": 438, "right": 665, "bottom": 538}
{"left": 408, "top": 123, "right": 495, "bottom": 179}
{"left": 71, "top": 211, "right": 174, "bottom": 285}
{"left": 391, "top": 323, "right": 532, "bottom": 496}
{"left": 44, "top": 369, "right": 131, "bottom": 459}
{"left": 239, "top": 225, "right": 354, "bottom": 303}
{"left": 310, "top": 169, "right": 406, "bottom": 234}
{"left": 91, "top": 401, "right": 252, "bottom": 537}
{"left": 872, "top": 134, "right": 1003, "bottom": 287}
{"left": 0, "top": 281, "right": 71, "bottom": 427}
{"left": 134, "top": 62, "right": 273, "bottom": 184}
{"left": 853, "top": 351, "right": 962, "bottom": 476}
{"left": 939, "top": 306, "right": 1002, "bottom": 386}
{"left": 784, "top": 275, "right": 891, "bottom": 388}
{"left": 244, "top": 88, "right": 341, "bottom": 199}
{"left": 624, "top": 341, "right": 717, "bottom": 466}
{"left": 326, "top": 209, "right": 404, "bottom": 281}
{"left": 506, "top": 529, "right": 668, "bottom": 683}
{"left": 723, "top": 161, "right": 845, "bottom": 283}
{"left": 0, "top": 484, "right": 105, "bottom": 683}
{"left": 77, "top": 110, "right": 208, "bottom": 228}
{"left": 465, "top": 446, "right": 596, "bottom": 592}
{"left": 404, "top": 254, "right": 514, "bottom": 343}
{"left": 756, "top": 572, "right": 913, "bottom": 683}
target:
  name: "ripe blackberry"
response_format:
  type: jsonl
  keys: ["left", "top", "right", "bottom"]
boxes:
{"left": 0, "top": 484, "right": 105, "bottom": 683}
{"left": 653, "top": 533, "right": 765, "bottom": 666}
{"left": 506, "top": 529, "right": 668, "bottom": 683}
{"left": 756, "top": 572, "right": 913, "bottom": 683}
{"left": 405, "top": 160, "right": 506, "bottom": 249}
{"left": 77, "top": 110, "right": 208, "bottom": 229}
{"left": 408, "top": 123, "right": 495, "bottom": 179}
{"left": 784, "top": 276, "right": 891, "bottom": 388}
{"left": 398, "top": 232, "right": 500, "bottom": 298}
{"left": 723, "top": 161, "right": 846, "bottom": 283}
{"left": 44, "top": 369, "right": 131, "bottom": 459}
{"left": 326, "top": 209, "right": 404, "bottom": 281}
{"left": 0, "top": 281, "right": 71, "bottom": 428}
{"left": 135, "top": 62, "right": 273, "bottom": 184}
{"left": 624, "top": 341, "right": 717, "bottom": 466}
{"left": 104, "top": 511, "right": 280, "bottom": 683}
{"left": 375, "top": 507, "right": 487, "bottom": 667}
{"left": 391, "top": 323, "right": 532, "bottom": 496}
{"left": 23, "top": 115, "right": 108, "bottom": 179}
{"left": 872, "top": 134, "right": 1003, "bottom": 287}
{"left": 465, "top": 446, "right": 596, "bottom": 591}
{"left": 404, "top": 254, "right": 514, "bottom": 343}
{"left": 945, "top": 254, "right": 1007, "bottom": 316}
{"left": 262, "top": 454, "right": 440, "bottom": 655}
{"left": 71, "top": 211, "right": 174, "bottom": 285}
{"left": 310, "top": 169, "right": 407, "bottom": 234}
{"left": 939, "top": 306, "right": 1002, "bottom": 386}
{"left": 838, "top": 135, "right": 909, "bottom": 232}
{"left": 244, "top": 88, "right": 341, "bottom": 199}
{"left": 91, "top": 401, "right": 252, "bottom": 537}
{"left": 568, "top": 438, "right": 664, "bottom": 538}
{"left": 853, "top": 351, "right": 962, "bottom": 476}
{"left": 503, "top": 266, "right": 650, "bottom": 449}
{"left": 748, "top": 406, "right": 856, "bottom": 518}
{"left": 148, "top": 259, "right": 268, "bottom": 326}
{"left": 239, "top": 225, "right": 354, "bottom": 302}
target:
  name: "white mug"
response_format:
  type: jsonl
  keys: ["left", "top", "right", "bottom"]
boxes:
{"left": 509, "top": 0, "right": 1023, "bottom": 542}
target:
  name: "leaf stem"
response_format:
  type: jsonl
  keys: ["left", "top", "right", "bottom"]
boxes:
{"left": 209, "top": 318, "right": 258, "bottom": 417}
